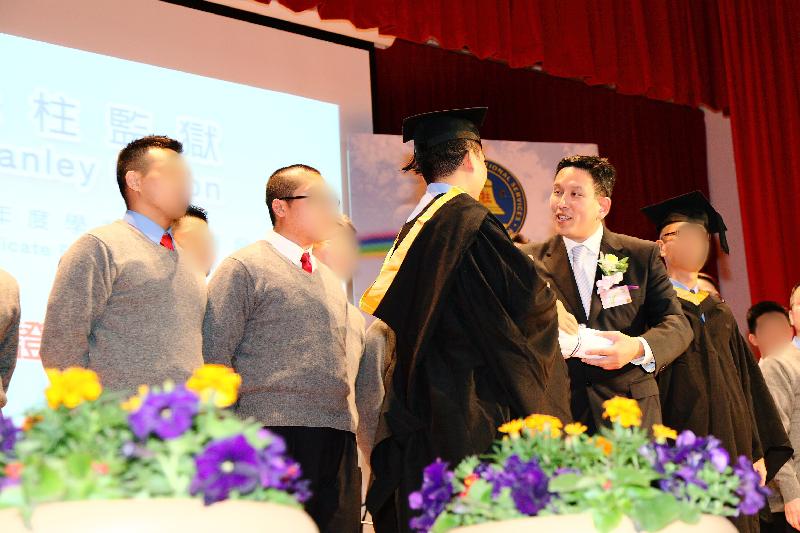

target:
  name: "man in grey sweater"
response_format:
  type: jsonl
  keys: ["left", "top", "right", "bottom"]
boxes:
{"left": 0, "top": 268, "right": 20, "bottom": 409}
{"left": 203, "top": 164, "right": 359, "bottom": 533}
{"left": 753, "top": 301, "right": 800, "bottom": 532}
{"left": 40, "top": 136, "right": 206, "bottom": 392}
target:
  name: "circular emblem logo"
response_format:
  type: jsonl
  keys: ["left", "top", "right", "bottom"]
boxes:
{"left": 480, "top": 160, "right": 527, "bottom": 234}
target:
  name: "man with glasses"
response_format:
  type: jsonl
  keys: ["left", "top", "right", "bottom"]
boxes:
{"left": 643, "top": 191, "right": 791, "bottom": 533}
{"left": 40, "top": 135, "right": 207, "bottom": 392}
{"left": 203, "top": 164, "right": 361, "bottom": 533}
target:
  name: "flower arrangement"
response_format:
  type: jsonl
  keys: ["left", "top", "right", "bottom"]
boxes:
{"left": 409, "top": 397, "right": 768, "bottom": 532}
{"left": 0, "top": 365, "right": 310, "bottom": 520}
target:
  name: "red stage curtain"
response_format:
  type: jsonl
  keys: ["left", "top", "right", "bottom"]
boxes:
{"left": 266, "top": 0, "right": 728, "bottom": 110}
{"left": 370, "top": 40, "right": 710, "bottom": 259}
{"left": 261, "top": 0, "right": 800, "bottom": 301}
{"left": 717, "top": 0, "right": 800, "bottom": 303}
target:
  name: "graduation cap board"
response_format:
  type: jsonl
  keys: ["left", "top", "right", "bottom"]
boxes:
{"left": 402, "top": 107, "right": 488, "bottom": 154}
{"left": 641, "top": 190, "right": 729, "bottom": 254}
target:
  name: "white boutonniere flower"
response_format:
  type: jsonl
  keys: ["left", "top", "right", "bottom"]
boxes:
{"left": 596, "top": 253, "right": 634, "bottom": 309}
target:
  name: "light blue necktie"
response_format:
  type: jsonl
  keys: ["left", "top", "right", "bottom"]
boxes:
{"left": 571, "top": 245, "right": 593, "bottom": 318}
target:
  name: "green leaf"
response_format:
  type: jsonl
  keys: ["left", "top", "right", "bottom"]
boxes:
{"left": 549, "top": 473, "right": 582, "bottom": 492}
{"left": 612, "top": 467, "right": 656, "bottom": 487}
{"left": 65, "top": 453, "right": 92, "bottom": 478}
{"left": 592, "top": 507, "right": 623, "bottom": 533}
{"left": 632, "top": 492, "right": 682, "bottom": 532}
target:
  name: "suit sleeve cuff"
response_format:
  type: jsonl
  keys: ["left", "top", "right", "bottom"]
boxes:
{"left": 632, "top": 337, "right": 656, "bottom": 373}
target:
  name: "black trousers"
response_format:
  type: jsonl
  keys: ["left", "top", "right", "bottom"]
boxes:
{"left": 761, "top": 512, "right": 798, "bottom": 533}
{"left": 267, "top": 426, "right": 361, "bottom": 533}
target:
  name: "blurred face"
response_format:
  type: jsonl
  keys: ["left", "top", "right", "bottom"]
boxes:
{"left": 127, "top": 148, "right": 192, "bottom": 222}
{"left": 790, "top": 289, "right": 800, "bottom": 335}
{"left": 173, "top": 216, "right": 215, "bottom": 276}
{"left": 749, "top": 312, "right": 794, "bottom": 357}
{"left": 550, "top": 167, "right": 610, "bottom": 241}
{"left": 272, "top": 172, "right": 340, "bottom": 245}
{"left": 657, "top": 222, "right": 710, "bottom": 275}
{"left": 314, "top": 224, "right": 359, "bottom": 282}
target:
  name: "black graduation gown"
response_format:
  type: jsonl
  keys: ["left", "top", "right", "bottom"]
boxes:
{"left": 657, "top": 291, "right": 792, "bottom": 533}
{"left": 363, "top": 192, "right": 568, "bottom": 533}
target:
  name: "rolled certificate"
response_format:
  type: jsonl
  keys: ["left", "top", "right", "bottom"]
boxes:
{"left": 558, "top": 326, "right": 614, "bottom": 360}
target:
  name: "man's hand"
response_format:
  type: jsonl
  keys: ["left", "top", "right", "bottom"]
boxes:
{"left": 753, "top": 458, "right": 767, "bottom": 486}
{"left": 556, "top": 299, "right": 579, "bottom": 336}
{"left": 0, "top": 384, "right": 6, "bottom": 409}
{"left": 785, "top": 497, "right": 800, "bottom": 530}
{"left": 582, "top": 331, "right": 643, "bottom": 370}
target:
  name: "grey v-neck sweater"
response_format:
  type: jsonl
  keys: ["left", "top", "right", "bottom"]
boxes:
{"left": 40, "top": 221, "right": 207, "bottom": 392}
{"left": 203, "top": 240, "right": 360, "bottom": 432}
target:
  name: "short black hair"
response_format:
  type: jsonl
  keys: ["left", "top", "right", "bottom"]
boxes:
{"left": 185, "top": 205, "right": 208, "bottom": 222}
{"left": 116, "top": 135, "right": 183, "bottom": 206}
{"left": 265, "top": 164, "right": 321, "bottom": 225}
{"left": 556, "top": 155, "right": 616, "bottom": 197}
{"left": 747, "top": 300, "right": 791, "bottom": 334}
{"left": 402, "top": 139, "right": 482, "bottom": 184}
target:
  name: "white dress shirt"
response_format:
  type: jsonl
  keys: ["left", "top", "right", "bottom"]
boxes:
{"left": 562, "top": 224, "right": 655, "bottom": 372}
{"left": 406, "top": 182, "right": 455, "bottom": 222}
{"left": 264, "top": 229, "right": 317, "bottom": 272}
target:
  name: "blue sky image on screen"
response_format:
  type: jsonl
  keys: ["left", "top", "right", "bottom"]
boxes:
{"left": 0, "top": 32, "right": 342, "bottom": 419}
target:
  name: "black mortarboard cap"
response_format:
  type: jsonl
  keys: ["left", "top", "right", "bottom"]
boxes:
{"left": 641, "top": 190, "right": 729, "bottom": 254}
{"left": 401, "top": 107, "right": 487, "bottom": 153}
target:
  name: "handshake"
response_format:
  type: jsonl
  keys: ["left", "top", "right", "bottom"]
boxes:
{"left": 556, "top": 300, "right": 613, "bottom": 360}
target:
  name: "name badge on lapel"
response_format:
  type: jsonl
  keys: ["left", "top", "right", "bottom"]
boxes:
{"left": 599, "top": 284, "right": 632, "bottom": 309}
{"left": 596, "top": 252, "right": 633, "bottom": 310}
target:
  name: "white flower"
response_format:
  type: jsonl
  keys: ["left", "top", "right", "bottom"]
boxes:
{"left": 598, "top": 252, "right": 629, "bottom": 276}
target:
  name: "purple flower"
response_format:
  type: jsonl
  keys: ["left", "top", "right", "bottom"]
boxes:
{"left": 733, "top": 456, "right": 770, "bottom": 515}
{"left": 409, "top": 459, "right": 455, "bottom": 532}
{"left": 481, "top": 456, "right": 551, "bottom": 515}
{"left": 256, "top": 429, "right": 310, "bottom": 502}
{"left": 190, "top": 434, "right": 261, "bottom": 504}
{"left": 128, "top": 386, "right": 198, "bottom": 440}
{"left": 643, "top": 430, "right": 734, "bottom": 499}
{"left": 0, "top": 412, "right": 19, "bottom": 455}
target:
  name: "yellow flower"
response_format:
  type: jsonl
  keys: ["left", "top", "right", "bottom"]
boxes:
{"left": 45, "top": 368, "right": 102, "bottom": 409}
{"left": 564, "top": 422, "right": 588, "bottom": 436}
{"left": 186, "top": 364, "right": 241, "bottom": 408}
{"left": 498, "top": 419, "right": 524, "bottom": 437}
{"left": 602, "top": 397, "right": 642, "bottom": 428}
{"left": 652, "top": 424, "right": 678, "bottom": 442}
{"left": 524, "top": 414, "right": 563, "bottom": 438}
{"left": 593, "top": 436, "right": 613, "bottom": 456}
{"left": 121, "top": 385, "right": 150, "bottom": 412}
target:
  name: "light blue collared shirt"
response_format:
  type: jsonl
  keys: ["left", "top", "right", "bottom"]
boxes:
{"left": 123, "top": 210, "right": 172, "bottom": 245}
{"left": 406, "top": 182, "right": 455, "bottom": 222}
{"left": 670, "top": 278, "right": 705, "bottom": 322}
{"left": 793, "top": 336, "right": 800, "bottom": 350}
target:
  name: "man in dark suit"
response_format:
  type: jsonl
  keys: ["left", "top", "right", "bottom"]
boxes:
{"left": 521, "top": 156, "right": 692, "bottom": 431}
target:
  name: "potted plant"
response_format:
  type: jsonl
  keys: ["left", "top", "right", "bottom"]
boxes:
{"left": 409, "top": 397, "right": 767, "bottom": 532}
{"left": 0, "top": 365, "right": 317, "bottom": 532}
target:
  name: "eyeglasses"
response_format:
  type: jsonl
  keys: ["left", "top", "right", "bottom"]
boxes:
{"left": 661, "top": 226, "right": 711, "bottom": 242}
{"left": 279, "top": 195, "right": 341, "bottom": 209}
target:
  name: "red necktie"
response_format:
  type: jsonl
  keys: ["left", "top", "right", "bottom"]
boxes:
{"left": 160, "top": 233, "right": 175, "bottom": 251}
{"left": 300, "top": 252, "right": 313, "bottom": 273}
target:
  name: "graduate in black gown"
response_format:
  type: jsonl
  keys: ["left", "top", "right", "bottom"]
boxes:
{"left": 642, "top": 191, "right": 792, "bottom": 533}
{"left": 360, "top": 108, "right": 570, "bottom": 533}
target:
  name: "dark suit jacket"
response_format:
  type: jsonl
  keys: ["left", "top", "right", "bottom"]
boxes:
{"left": 521, "top": 228, "right": 692, "bottom": 431}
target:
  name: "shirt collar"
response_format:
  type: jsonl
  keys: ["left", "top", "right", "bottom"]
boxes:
{"left": 670, "top": 278, "right": 700, "bottom": 294}
{"left": 563, "top": 223, "right": 604, "bottom": 256}
{"left": 123, "top": 210, "right": 171, "bottom": 245}
{"left": 426, "top": 182, "right": 455, "bottom": 195}
{"left": 265, "top": 229, "right": 315, "bottom": 270}
{"left": 793, "top": 336, "right": 800, "bottom": 350}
